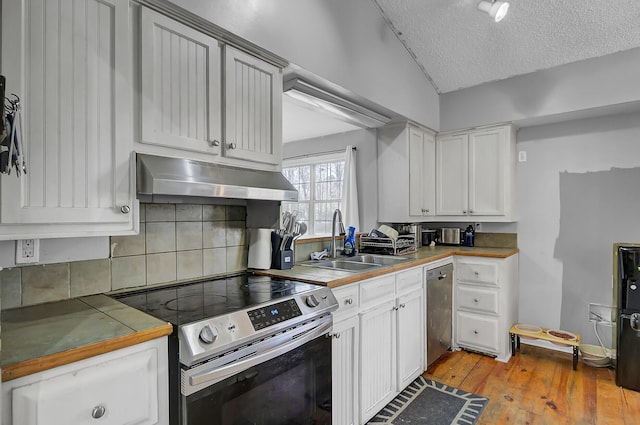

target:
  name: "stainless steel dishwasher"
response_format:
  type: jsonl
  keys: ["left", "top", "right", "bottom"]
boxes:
{"left": 426, "top": 264, "right": 453, "bottom": 367}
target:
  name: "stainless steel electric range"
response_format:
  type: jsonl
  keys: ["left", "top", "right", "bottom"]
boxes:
{"left": 114, "top": 273, "right": 338, "bottom": 425}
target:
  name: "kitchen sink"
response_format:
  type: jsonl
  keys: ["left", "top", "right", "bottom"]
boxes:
{"left": 301, "top": 260, "right": 382, "bottom": 272}
{"left": 300, "top": 254, "right": 410, "bottom": 272}
{"left": 342, "top": 254, "right": 410, "bottom": 266}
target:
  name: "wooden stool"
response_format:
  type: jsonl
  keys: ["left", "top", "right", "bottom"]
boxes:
{"left": 509, "top": 324, "right": 581, "bottom": 370}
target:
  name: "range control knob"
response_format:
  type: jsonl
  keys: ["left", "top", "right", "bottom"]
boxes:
{"left": 306, "top": 294, "right": 320, "bottom": 308}
{"left": 199, "top": 324, "right": 218, "bottom": 344}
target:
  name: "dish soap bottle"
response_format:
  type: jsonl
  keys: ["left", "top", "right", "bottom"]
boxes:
{"left": 344, "top": 226, "right": 356, "bottom": 256}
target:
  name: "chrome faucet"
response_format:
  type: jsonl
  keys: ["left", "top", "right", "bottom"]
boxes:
{"left": 330, "top": 208, "right": 346, "bottom": 258}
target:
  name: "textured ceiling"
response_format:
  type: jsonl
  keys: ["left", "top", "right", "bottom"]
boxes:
{"left": 373, "top": 0, "right": 640, "bottom": 93}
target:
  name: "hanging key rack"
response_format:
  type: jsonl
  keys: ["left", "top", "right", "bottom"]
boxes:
{"left": 1, "top": 74, "right": 28, "bottom": 177}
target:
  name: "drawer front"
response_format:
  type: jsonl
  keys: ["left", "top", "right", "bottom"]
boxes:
{"left": 11, "top": 347, "right": 158, "bottom": 425}
{"left": 396, "top": 267, "right": 423, "bottom": 294}
{"left": 360, "top": 275, "right": 395, "bottom": 308}
{"left": 332, "top": 284, "right": 360, "bottom": 318}
{"left": 456, "top": 285, "right": 499, "bottom": 314}
{"left": 456, "top": 311, "right": 499, "bottom": 353}
{"left": 456, "top": 260, "right": 499, "bottom": 285}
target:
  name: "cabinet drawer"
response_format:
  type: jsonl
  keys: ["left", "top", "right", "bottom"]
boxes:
{"left": 456, "top": 260, "right": 499, "bottom": 285}
{"left": 11, "top": 347, "right": 159, "bottom": 425}
{"left": 396, "top": 267, "right": 423, "bottom": 294}
{"left": 456, "top": 285, "right": 499, "bottom": 314}
{"left": 456, "top": 311, "right": 499, "bottom": 353}
{"left": 360, "top": 275, "right": 395, "bottom": 308}
{"left": 332, "top": 284, "right": 360, "bottom": 318}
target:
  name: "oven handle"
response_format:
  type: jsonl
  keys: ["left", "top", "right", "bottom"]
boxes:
{"left": 187, "top": 319, "right": 332, "bottom": 389}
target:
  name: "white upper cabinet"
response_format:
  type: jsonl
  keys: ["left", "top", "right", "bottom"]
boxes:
{"left": 0, "top": 0, "right": 137, "bottom": 240}
{"left": 436, "top": 124, "right": 516, "bottom": 221}
{"left": 224, "top": 46, "right": 283, "bottom": 165}
{"left": 378, "top": 123, "right": 436, "bottom": 223}
{"left": 140, "top": 7, "right": 222, "bottom": 156}
{"left": 137, "top": 9, "right": 283, "bottom": 169}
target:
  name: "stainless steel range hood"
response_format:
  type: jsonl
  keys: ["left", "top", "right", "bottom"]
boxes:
{"left": 136, "top": 154, "right": 298, "bottom": 202}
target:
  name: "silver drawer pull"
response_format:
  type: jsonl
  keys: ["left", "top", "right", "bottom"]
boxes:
{"left": 473, "top": 298, "right": 479, "bottom": 303}
{"left": 345, "top": 298, "right": 353, "bottom": 305}
{"left": 120, "top": 205, "right": 130, "bottom": 214}
{"left": 208, "top": 139, "right": 220, "bottom": 147}
{"left": 399, "top": 303, "right": 406, "bottom": 309}
{"left": 227, "top": 142, "right": 237, "bottom": 150}
{"left": 92, "top": 405, "right": 106, "bottom": 419}
{"left": 474, "top": 330, "right": 479, "bottom": 335}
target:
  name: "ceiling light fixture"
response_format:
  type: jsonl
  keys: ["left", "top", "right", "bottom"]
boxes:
{"left": 478, "top": 1, "right": 510, "bottom": 22}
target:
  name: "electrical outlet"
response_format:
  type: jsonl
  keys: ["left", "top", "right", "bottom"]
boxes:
{"left": 16, "top": 239, "right": 40, "bottom": 264}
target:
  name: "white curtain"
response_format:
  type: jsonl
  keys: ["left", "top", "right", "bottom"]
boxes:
{"left": 343, "top": 145, "right": 360, "bottom": 232}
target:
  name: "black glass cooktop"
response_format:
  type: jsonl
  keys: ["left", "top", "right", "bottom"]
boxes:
{"left": 114, "top": 274, "right": 319, "bottom": 325}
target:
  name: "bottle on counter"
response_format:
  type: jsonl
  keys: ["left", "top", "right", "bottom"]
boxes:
{"left": 464, "top": 225, "right": 475, "bottom": 247}
{"left": 344, "top": 226, "right": 356, "bottom": 256}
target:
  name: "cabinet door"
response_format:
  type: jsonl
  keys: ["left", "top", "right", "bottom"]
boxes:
{"left": 140, "top": 7, "right": 222, "bottom": 155}
{"left": 11, "top": 345, "right": 160, "bottom": 425}
{"left": 224, "top": 45, "right": 282, "bottom": 165}
{"left": 468, "top": 127, "right": 506, "bottom": 216}
{"left": 408, "top": 127, "right": 435, "bottom": 217}
{"left": 332, "top": 316, "right": 359, "bottom": 425}
{"left": 396, "top": 288, "right": 424, "bottom": 390}
{"left": 0, "top": 0, "right": 135, "bottom": 237}
{"left": 436, "top": 133, "right": 468, "bottom": 215}
{"left": 359, "top": 299, "right": 396, "bottom": 423}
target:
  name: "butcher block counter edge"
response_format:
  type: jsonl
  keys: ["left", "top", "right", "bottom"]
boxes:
{"left": 1, "top": 295, "right": 173, "bottom": 382}
{"left": 253, "top": 246, "right": 519, "bottom": 289}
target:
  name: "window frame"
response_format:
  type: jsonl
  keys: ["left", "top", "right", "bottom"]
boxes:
{"left": 282, "top": 152, "right": 346, "bottom": 236}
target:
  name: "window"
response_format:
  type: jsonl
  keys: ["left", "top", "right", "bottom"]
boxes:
{"left": 282, "top": 153, "right": 345, "bottom": 235}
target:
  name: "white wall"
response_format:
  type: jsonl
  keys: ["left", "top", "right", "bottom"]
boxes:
{"left": 170, "top": 0, "right": 440, "bottom": 130}
{"left": 440, "top": 47, "right": 640, "bottom": 132}
{"left": 516, "top": 112, "right": 640, "bottom": 346}
{"left": 283, "top": 128, "right": 378, "bottom": 234}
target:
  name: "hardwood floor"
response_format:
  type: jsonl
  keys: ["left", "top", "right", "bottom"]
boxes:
{"left": 422, "top": 344, "right": 640, "bottom": 425}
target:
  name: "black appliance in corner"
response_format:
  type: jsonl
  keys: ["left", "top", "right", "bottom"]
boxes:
{"left": 616, "top": 246, "right": 640, "bottom": 391}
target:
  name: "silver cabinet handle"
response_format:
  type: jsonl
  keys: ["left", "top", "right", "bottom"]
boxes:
{"left": 438, "top": 274, "right": 447, "bottom": 280}
{"left": 227, "top": 142, "right": 237, "bottom": 150}
{"left": 469, "top": 210, "right": 474, "bottom": 214}
{"left": 333, "top": 332, "right": 341, "bottom": 339}
{"left": 91, "top": 405, "right": 106, "bottom": 419}
{"left": 345, "top": 298, "right": 353, "bottom": 305}
{"left": 474, "top": 330, "right": 479, "bottom": 335}
{"left": 120, "top": 205, "right": 130, "bottom": 214}
{"left": 208, "top": 139, "right": 221, "bottom": 147}
{"left": 462, "top": 210, "right": 467, "bottom": 214}
{"left": 473, "top": 298, "right": 479, "bottom": 303}
{"left": 393, "top": 306, "right": 399, "bottom": 311}
{"left": 399, "top": 303, "right": 406, "bottom": 309}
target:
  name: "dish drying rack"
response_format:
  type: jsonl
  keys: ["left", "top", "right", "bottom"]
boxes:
{"left": 359, "top": 234, "right": 417, "bottom": 256}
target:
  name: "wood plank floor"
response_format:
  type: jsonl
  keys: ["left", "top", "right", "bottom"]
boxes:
{"left": 422, "top": 344, "right": 640, "bottom": 425}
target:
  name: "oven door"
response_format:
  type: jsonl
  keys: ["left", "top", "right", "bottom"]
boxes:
{"left": 181, "top": 318, "right": 332, "bottom": 425}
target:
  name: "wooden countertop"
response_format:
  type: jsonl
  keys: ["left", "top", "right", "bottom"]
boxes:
{"left": 253, "top": 246, "right": 519, "bottom": 288}
{"left": 1, "top": 294, "right": 173, "bottom": 382}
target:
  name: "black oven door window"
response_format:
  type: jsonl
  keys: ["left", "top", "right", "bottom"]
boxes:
{"left": 183, "top": 335, "right": 331, "bottom": 425}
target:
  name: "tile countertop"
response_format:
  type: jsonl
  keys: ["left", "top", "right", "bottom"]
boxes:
{"left": 253, "top": 245, "right": 519, "bottom": 288}
{"left": 1, "top": 294, "right": 173, "bottom": 382}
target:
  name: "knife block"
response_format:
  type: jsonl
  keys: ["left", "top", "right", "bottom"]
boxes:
{"left": 271, "top": 232, "right": 294, "bottom": 270}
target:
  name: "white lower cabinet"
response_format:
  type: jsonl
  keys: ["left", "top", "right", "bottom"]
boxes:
{"left": 359, "top": 298, "right": 397, "bottom": 422}
{"left": 396, "top": 287, "right": 424, "bottom": 390}
{"left": 331, "top": 266, "right": 425, "bottom": 425}
{"left": 454, "top": 255, "right": 519, "bottom": 362}
{"left": 331, "top": 315, "right": 359, "bottom": 425}
{"left": 2, "top": 338, "right": 169, "bottom": 425}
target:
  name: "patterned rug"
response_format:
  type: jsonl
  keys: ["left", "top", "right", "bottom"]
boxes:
{"left": 368, "top": 377, "right": 489, "bottom": 425}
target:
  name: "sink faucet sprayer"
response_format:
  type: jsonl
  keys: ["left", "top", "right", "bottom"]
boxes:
{"left": 330, "top": 209, "right": 345, "bottom": 258}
